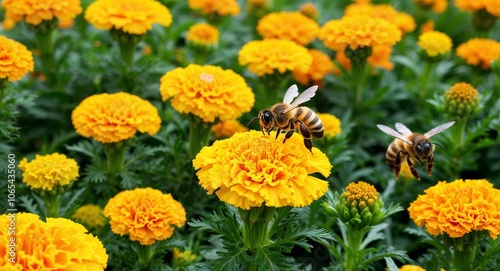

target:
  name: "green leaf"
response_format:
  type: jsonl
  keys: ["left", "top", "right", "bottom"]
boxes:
{"left": 384, "top": 257, "right": 399, "bottom": 271}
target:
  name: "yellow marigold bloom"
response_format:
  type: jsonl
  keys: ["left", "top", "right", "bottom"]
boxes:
{"left": 104, "top": 187, "right": 186, "bottom": 245}
{"left": 84, "top": 0, "right": 172, "bottom": 35}
{"left": 58, "top": 18, "right": 74, "bottom": 29}
{"left": 344, "top": 3, "right": 416, "bottom": 34}
{"left": 420, "top": 20, "right": 435, "bottom": 33}
{"left": 188, "top": 0, "right": 240, "bottom": 17}
{"left": 72, "top": 204, "right": 106, "bottom": 229}
{"left": 319, "top": 15, "right": 402, "bottom": 51}
{"left": 455, "top": 0, "right": 500, "bottom": 15}
{"left": 19, "top": 153, "right": 79, "bottom": 191}
{"left": 300, "top": 3, "right": 319, "bottom": 20}
{"left": 418, "top": 30, "right": 453, "bottom": 57}
{"left": 414, "top": 0, "right": 448, "bottom": 13}
{"left": 293, "top": 49, "right": 334, "bottom": 86}
{"left": 444, "top": 82, "right": 479, "bottom": 119}
{"left": 367, "top": 45, "right": 394, "bottom": 70}
{"left": 186, "top": 22, "right": 219, "bottom": 47}
{"left": 408, "top": 179, "right": 500, "bottom": 239}
{"left": 256, "top": 11, "right": 319, "bottom": 46}
{"left": 317, "top": 113, "right": 341, "bottom": 138}
{"left": 399, "top": 265, "right": 426, "bottom": 271}
{"left": 344, "top": 181, "right": 379, "bottom": 207}
{"left": 238, "top": 39, "right": 312, "bottom": 76}
{"left": 160, "top": 64, "right": 254, "bottom": 123}
{"left": 193, "top": 131, "right": 332, "bottom": 210}
{"left": 72, "top": 92, "right": 161, "bottom": 143}
{"left": 0, "top": 213, "right": 108, "bottom": 270}
{"left": 0, "top": 36, "right": 34, "bottom": 82}
{"left": 1, "top": 0, "right": 82, "bottom": 26}
{"left": 456, "top": 38, "right": 500, "bottom": 69}
{"left": 211, "top": 119, "right": 248, "bottom": 139}
{"left": 1, "top": 18, "right": 16, "bottom": 31}
{"left": 173, "top": 248, "right": 198, "bottom": 263}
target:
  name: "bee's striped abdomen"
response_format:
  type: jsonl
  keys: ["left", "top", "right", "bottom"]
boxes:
{"left": 295, "top": 107, "right": 324, "bottom": 139}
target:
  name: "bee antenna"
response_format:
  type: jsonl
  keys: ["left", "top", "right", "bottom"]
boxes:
{"left": 433, "top": 142, "right": 444, "bottom": 149}
{"left": 247, "top": 117, "right": 258, "bottom": 127}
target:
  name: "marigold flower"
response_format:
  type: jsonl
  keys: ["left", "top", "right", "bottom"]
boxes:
{"left": 160, "top": 64, "right": 254, "bottom": 123}
{"left": 58, "top": 18, "right": 74, "bottom": 29}
{"left": 319, "top": 15, "right": 402, "bottom": 51}
{"left": 1, "top": 18, "right": 16, "bottom": 30}
{"left": 293, "top": 49, "right": 334, "bottom": 86}
{"left": 0, "top": 213, "right": 108, "bottom": 270}
{"left": 256, "top": 11, "right": 319, "bottom": 46}
{"left": 399, "top": 265, "right": 426, "bottom": 271}
{"left": 414, "top": 0, "right": 448, "bottom": 13}
{"left": 0, "top": 36, "right": 34, "bottom": 82}
{"left": 456, "top": 38, "right": 500, "bottom": 69}
{"left": 344, "top": 3, "right": 416, "bottom": 34}
{"left": 72, "top": 204, "right": 106, "bottom": 230}
{"left": 444, "top": 82, "right": 479, "bottom": 119}
{"left": 173, "top": 248, "right": 198, "bottom": 263}
{"left": 1, "top": 0, "right": 82, "bottom": 26}
{"left": 420, "top": 20, "right": 435, "bottom": 33}
{"left": 84, "top": 0, "right": 172, "bottom": 35}
{"left": 317, "top": 113, "right": 342, "bottom": 139}
{"left": 408, "top": 179, "right": 500, "bottom": 239}
{"left": 188, "top": 0, "right": 240, "bottom": 17}
{"left": 104, "top": 187, "right": 186, "bottom": 245}
{"left": 238, "top": 39, "right": 312, "bottom": 76}
{"left": 193, "top": 131, "right": 332, "bottom": 210}
{"left": 211, "top": 119, "right": 248, "bottom": 139}
{"left": 300, "top": 3, "right": 319, "bottom": 20}
{"left": 455, "top": 0, "right": 500, "bottom": 15}
{"left": 367, "top": 45, "right": 394, "bottom": 70}
{"left": 418, "top": 30, "right": 453, "bottom": 57}
{"left": 186, "top": 22, "right": 219, "bottom": 47}
{"left": 19, "top": 153, "right": 79, "bottom": 191}
{"left": 72, "top": 92, "right": 161, "bottom": 143}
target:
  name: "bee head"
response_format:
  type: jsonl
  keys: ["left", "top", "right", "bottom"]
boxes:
{"left": 258, "top": 109, "right": 274, "bottom": 129}
{"left": 415, "top": 140, "right": 433, "bottom": 157}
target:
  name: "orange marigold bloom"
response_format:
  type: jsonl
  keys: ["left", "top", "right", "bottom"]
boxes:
{"left": 104, "top": 188, "right": 186, "bottom": 245}
{"left": 456, "top": 38, "right": 500, "bottom": 69}
{"left": 319, "top": 15, "right": 402, "bottom": 51}
{"left": 420, "top": 20, "right": 435, "bottom": 33}
{"left": 0, "top": 36, "right": 34, "bottom": 82}
{"left": 293, "top": 49, "right": 334, "bottom": 86}
{"left": 344, "top": 3, "right": 416, "bottom": 34}
{"left": 399, "top": 265, "right": 426, "bottom": 271}
{"left": 58, "top": 18, "right": 74, "bottom": 29}
{"left": 193, "top": 131, "right": 332, "bottom": 210}
{"left": 84, "top": 0, "right": 172, "bottom": 35}
{"left": 186, "top": 22, "right": 219, "bottom": 47}
{"left": 72, "top": 204, "right": 106, "bottom": 230}
{"left": 418, "top": 30, "right": 453, "bottom": 57}
{"left": 317, "top": 113, "right": 341, "bottom": 138}
{"left": 160, "top": 64, "right": 254, "bottom": 123}
{"left": 299, "top": 3, "right": 319, "bottom": 20}
{"left": 408, "top": 179, "right": 500, "bottom": 239}
{"left": 1, "top": 0, "right": 82, "bottom": 26}
{"left": 414, "top": 0, "right": 448, "bottom": 13}
{"left": 0, "top": 213, "right": 108, "bottom": 270}
{"left": 19, "top": 153, "right": 79, "bottom": 191}
{"left": 367, "top": 45, "right": 394, "bottom": 70}
{"left": 211, "top": 119, "right": 248, "bottom": 139}
{"left": 188, "top": 0, "right": 240, "bottom": 17}
{"left": 238, "top": 39, "right": 312, "bottom": 76}
{"left": 454, "top": 0, "right": 500, "bottom": 15}
{"left": 256, "top": 11, "right": 319, "bottom": 46}
{"left": 71, "top": 92, "right": 161, "bottom": 143}
{"left": 333, "top": 50, "right": 352, "bottom": 74}
{"left": 1, "top": 18, "right": 16, "bottom": 31}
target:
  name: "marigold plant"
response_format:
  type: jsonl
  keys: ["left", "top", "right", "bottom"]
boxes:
{"left": 18, "top": 153, "right": 79, "bottom": 191}
{"left": 256, "top": 11, "right": 319, "bottom": 46}
{"left": 344, "top": 3, "right": 416, "bottom": 34}
{"left": 211, "top": 119, "right": 248, "bottom": 139}
{"left": 104, "top": 187, "right": 186, "bottom": 245}
{"left": 317, "top": 113, "right": 342, "bottom": 138}
{"left": 413, "top": 0, "right": 448, "bottom": 13}
{"left": 444, "top": 82, "right": 479, "bottom": 119}
{"left": 84, "top": 0, "right": 172, "bottom": 35}
{"left": 0, "top": 36, "right": 34, "bottom": 82}
{"left": 1, "top": 0, "right": 82, "bottom": 26}
{"left": 72, "top": 204, "right": 106, "bottom": 230}
{"left": 188, "top": 0, "right": 240, "bottom": 17}
{"left": 408, "top": 179, "right": 500, "bottom": 239}
{"left": 319, "top": 15, "right": 402, "bottom": 51}
{"left": 160, "top": 64, "right": 254, "bottom": 123}
{"left": 0, "top": 213, "right": 108, "bottom": 270}
{"left": 456, "top": 38, "right": 500, "bottom": 69}
{"left": 238, "top": 39, "right": 312, "bottom": 76}
{"left": 293, "top": 49, "right": 334, "bottom": 86}
{"left": 71, "top": 92, "right": 161, "bottom": 143}
{"left": 186, "top": 22, "right": 219, "bottom": 47}
{"left": 418, "top": 30, "right": 453, "bottom": 57}
{"left": 193, "top": 131, "right": 332, "bottom": 210}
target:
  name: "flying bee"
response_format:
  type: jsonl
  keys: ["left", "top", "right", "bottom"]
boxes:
{"left": 376, "top": 121, "right": 455, "bottom": 180}
{"left": 248, "top": 84, "right": 324, "bottom": 153}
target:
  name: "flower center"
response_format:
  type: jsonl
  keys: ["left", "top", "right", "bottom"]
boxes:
{"left": 200, "top": 72, "right": 214, "bottom": 83}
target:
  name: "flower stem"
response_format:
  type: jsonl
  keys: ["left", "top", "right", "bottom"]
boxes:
{"left": 104, "top": 142, "right": 127, "bottom": 188}
{"left": 136, "top": 243, "right": 155, "bottom": 265}
{"left": 187, "top": 115, "right": 213, "bottom": 159}
{"left": 34, "top": 29, "right": 57, "bottom": 86}
{"left": 453, "top": 245, "right": 476, "bottom": 271}
{"left": 118, "top": 40, "right": 136, "bottom": 71}
{"left": 0, "top": 80, "right": 7, "bottom": 112}
{"left": 419, "top": 61, "right": 434, "bottom": 107}
{"left": 344, "top": 228, "right": 365, "bottom": 271}
{"left": 44, "top": 194, "right": 62, "bottom": 218}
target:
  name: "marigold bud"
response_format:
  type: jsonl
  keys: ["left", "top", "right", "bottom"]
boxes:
{"left": 444, "top": 82, "right": 479, "bottom": 120}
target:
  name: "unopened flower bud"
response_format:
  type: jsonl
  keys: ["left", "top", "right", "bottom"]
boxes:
{"left": 444, "top": 82, "right": 479, "bottom": 120}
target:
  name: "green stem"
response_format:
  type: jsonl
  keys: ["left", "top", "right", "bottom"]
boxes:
{"left": 351, "top": 60, "right": 367, "bottom": 108}
{"left": 34, "top": 30, "right": 57, "bottom": 86}
{"left": 188, "top": 115, "right": 213, "bottom": 159}
{"left": 453, "top": 245, "right": 476, "bottom": 271}
{"left": 344, "top": 229, "right": 365, "bottom": 271}
{"left": 136, "top": 243, "right": 155, "bottom": 265}
{"left": 45, "top": 194, "right": 62, "bottom": 218}
{"left": 118, "top": 40, "right": 136, "bottom": 72}
{"left": 0, "top": 82, "right": 6, "bottom": 112}
{"left": 420, "top": 61, "right": 434, "bottom": 106}
{"left": 105, "top": 142, "right": 127, "bottom": 188}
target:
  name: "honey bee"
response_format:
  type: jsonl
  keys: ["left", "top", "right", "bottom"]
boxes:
{"left": 376, "top": 121, "right": 455, "bottom": 180}
{"left": 248, "top": 84, "right": 324, "bottom": 153}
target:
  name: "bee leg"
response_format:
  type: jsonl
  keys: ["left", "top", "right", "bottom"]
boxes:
{"left": 298, "top": 122, "right": 313, "bottom": 154}
{"left": 275, "top": 128, "right": 281, "bottom": 139}
{"left": 283, "top": 130, "right": 294, "bottom": 143}
{"left": 394, "top": 151, "right": 402, "bottom": 179}
{"left": 415, "top": 156, "right": 425, "bottom": 169}
{"left": 427, "top": 153, "right": 434, "bottom": 176}
{"left": 406, "top": 156, "right": 421, "bottom": 180}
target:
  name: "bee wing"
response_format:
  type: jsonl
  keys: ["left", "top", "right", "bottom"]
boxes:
{"left": 395, "top": 122, "right": 412, "bottom": 136}
{"left": 288, "top": 85, "right": 318, "bottom": 109}
{"left": 283, "top": 84, "right": 299, "bottom": 104}
{"left": 424, "top": 121, "right": 455, "bottom": 138}
{"left": 377, "top": 124, "right": 413, "bottom": 145}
